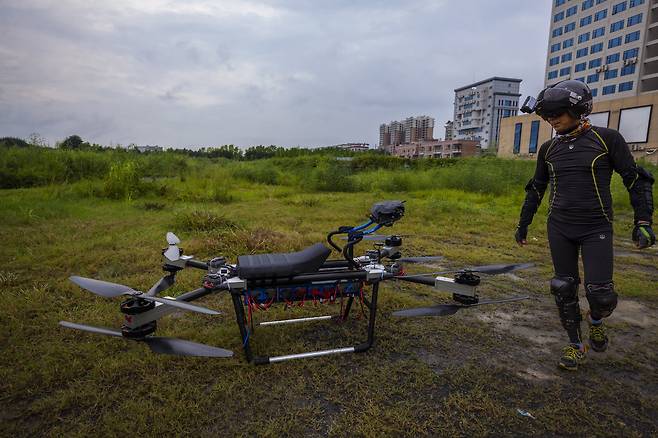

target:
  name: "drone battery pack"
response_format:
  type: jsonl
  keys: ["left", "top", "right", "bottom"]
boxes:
{"left": 243, "top": 280, "right": 364, "bottom": 305}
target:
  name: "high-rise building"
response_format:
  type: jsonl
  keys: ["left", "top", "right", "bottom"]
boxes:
{"left": 545, "top": 0, "right": 656, "bottom": 99}
{"left": 379, "top": 116, "right": 434, "bottom": 149}
{"left": 453, "top": 77, "right": 522, "bottom": 149}
{"left": 444, "top": 120, "right": 454, "bottom": 140}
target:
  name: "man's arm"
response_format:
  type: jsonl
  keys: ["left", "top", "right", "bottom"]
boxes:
{"left": 516, "top": 141, "right": 551, "bottom": 244}
{"left": 604, "top": 129, "right": 655, "bottom": 248}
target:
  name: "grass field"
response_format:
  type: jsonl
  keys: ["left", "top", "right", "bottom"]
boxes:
{"left": 1, "top": 149, "right": 657, "bottom": 437}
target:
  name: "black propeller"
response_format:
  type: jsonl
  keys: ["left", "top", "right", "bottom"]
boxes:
{"left": 392, "top": 296, "right": 529, "bottom": 317}
{"left": 69, "top": 276, "right": 220, "bottom": 315}
{"left": 59, "top": 321, "right": 234, "bottom": 357}
{"left": 396, "top": 262, "right": 534, "bottom": 281}
{"left": 395, "top": 256, "right": 444, "bottom": 264}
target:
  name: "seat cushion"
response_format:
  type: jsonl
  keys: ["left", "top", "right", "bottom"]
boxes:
{"left": 237, "top": 243, "right": 331, "bottom": 279}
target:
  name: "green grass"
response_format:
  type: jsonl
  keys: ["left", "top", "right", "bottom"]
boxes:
{"left": 0, "top": 154, "right": 657, "bottom": 437}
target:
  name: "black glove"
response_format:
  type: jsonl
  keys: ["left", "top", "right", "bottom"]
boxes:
{"left": 632, "top": 223, "right": 655, "bottom": 249}
{"left": 515, "top": 225, "right": 528, "bottom": 245}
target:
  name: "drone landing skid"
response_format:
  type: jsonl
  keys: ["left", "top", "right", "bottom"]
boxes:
{"left": 229, "top": 282, "right": 381, "bottom": 365}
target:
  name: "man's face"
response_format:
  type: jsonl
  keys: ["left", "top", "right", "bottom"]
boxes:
{"left": 542, "top": 111, "right": 580, "bottom": 134}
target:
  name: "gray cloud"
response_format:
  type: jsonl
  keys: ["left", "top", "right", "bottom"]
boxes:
{"left": 0, "top": 0, "right": 552, "bottom": 148}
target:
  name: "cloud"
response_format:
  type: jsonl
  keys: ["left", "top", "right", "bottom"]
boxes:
{"left": 0, "top": 0, "right": 551, "bottom": 147}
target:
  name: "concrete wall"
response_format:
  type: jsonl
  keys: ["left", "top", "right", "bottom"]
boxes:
{"left": 498, "top": 92, "right": 658, "bottom": 164}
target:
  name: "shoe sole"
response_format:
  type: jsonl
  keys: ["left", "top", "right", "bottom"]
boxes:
{"left": 589, "top": 339, "right": 608, "bottom": 353}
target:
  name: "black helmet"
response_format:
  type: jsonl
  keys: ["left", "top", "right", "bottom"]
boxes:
{"left": 535, "top": 80, "right": 593, "bottom": 118}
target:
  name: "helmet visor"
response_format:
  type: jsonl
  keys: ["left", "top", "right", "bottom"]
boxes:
{"left": 536, "top": 87, "right": 577, "bottom": 118}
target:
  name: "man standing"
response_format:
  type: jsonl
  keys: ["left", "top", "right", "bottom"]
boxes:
{"left": 515, "top": 80, "right": 655, "bottom": 370}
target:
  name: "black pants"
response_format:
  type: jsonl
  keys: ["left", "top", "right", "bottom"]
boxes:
{"left": 547, "top": 219, "right": 614, "bottom": 284}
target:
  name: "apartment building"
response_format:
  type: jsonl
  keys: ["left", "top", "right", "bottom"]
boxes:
{"left": 379, "top": 116, "right": 435, "bottom": 150}
{"left": 453, "top": 77, "right": 522, "bottom": 149}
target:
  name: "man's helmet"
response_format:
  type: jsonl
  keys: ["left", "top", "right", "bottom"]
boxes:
{"left": 535, "top": 80, "right": 593, "bottom": 119}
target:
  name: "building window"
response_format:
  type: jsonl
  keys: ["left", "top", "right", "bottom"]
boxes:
{"left": 553, "top": 27, "right": 563, "bottom": 37}
{"left": 549, "top": 56, "right": 560, "bottom": 66}
{"left": 577, "top": 48, "right": 589, "bottom": 58}
{"left": 612, "top": 1, "right": 627, "bottom": 14}
{"left": 591, "top": 88, "right": 598, "bottom": 97}
{"left": 602, "top": 84, "right": 616, "bottom": 95}
{"left": 565, "top": 22, "right": 576, "bottom": 32}
{"left": 623, "top": 47, "right": 639, "bottom": 59}
{"left": 621, "top": 63, "right": 636, "bottom": 75}
{"left": 592, "top": 27, "right": 605, "bottom": 38}
{"left": 551, "top": 43, "right": 561, "bottom": 53}
{"left": 587, "top": 73, "right": 600, "bottom": 83}
{"left": 560, "top": 66, "right": 572, "bottom": 76}
{"left": 596, "top": 0, "right": 607, "bottom": 3}
{"left": 580, "top": 15, "right": 593, "bottom": 26}
{"left": 619, "top": 81, "right": 634, "bottom": 91}
{"left": 583, "top": 0, "right": 594, "bottom": 9}
{"left": 619, "top": 106, "right": 651, "bottom": 142}
{"left": 578, "top": 32, "right": 591, "bottom": 43}
{"left": 608, "top": 37, "right": 622, "bottom": 48}
{"left": 625, "top": 30, "right": 640, "bottom": 43}
{"left": 594, "top": 9, "right": 608, "bottom": 21}
{"left": 591, "top": 42, "right": 603, "bottom": 53}
{"left": 554, "top": 11, "right": 565, "bottom": 22}
{"left": 575, "top": 62, "right": 587, "bottom": 72}
{"left": 513, "top": 123, "right": 522, "bottom": 154}
{"left": 589, "top": 58, "right": 602, "bottom": 68}
{"left": 529, "top": 121, "right": 540, "bottom": 154}
{"left": 627, "top": 13, "right": 643, "bottom": 26}
{"left": 562, "top": 52, "right": 573, "bottom": 62}
{"left": 576, "top": 77, "right": 586, "bottom": 82}
{"left": 610, "top": 20, "right": 624, "bottom": 32}
{"left": 630, "top": 0, "right": 644, "bottom": 7}
{"left": 604, "top": 68, "right": 618, "bottom": 79}
{"left": 548, "top": 70, "right": 559, "bottom": 79}
{"left": 556, "top": 0, "right": 566, "bottom": 5}
{"left": 606, "top": 53, "right": 620, "bottom": 63}
{"left": 563, "top": 38, "right": 574, "bottom": 48}
{"left": 567, "top": 5, "right": 578, "bottom": 16}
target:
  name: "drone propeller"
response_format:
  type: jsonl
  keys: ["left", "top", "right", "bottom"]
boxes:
{"left": 392, "top": 296, "right": 529, "bottom": 317}
{"left": 59, "top": 321, "right": 233, "bottom": 357}
{"left": 164, "top": 232, "right": 181, "bottom": 262}
{"left": 69, "top": 276, "right": 220, "bottom": 315}
{"left": 462, "top": 263, "right": 535, "bottom": 275}
{"left": 396, "top": 256, "right": 444, "bottom": 264}
{"left": 397, "top": 262, "right": 534, "bottom": 280}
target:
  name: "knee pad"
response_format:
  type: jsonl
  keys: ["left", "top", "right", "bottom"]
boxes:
{"left": 586, "top": 282, "right": 617, "bottom": 319}
{"left": 550, "top": 276, "right": 581, "bottom": 330}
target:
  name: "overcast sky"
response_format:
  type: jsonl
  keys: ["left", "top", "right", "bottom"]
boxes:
{"left": 0, "top": 0, "right": 552, "bottom": 148}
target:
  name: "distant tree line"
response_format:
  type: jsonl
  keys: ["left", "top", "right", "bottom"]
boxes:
{"left": 0, "top": 135, "right": 381, "bottom": 161}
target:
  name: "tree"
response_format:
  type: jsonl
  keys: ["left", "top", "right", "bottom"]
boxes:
{"left": 59, "top": 135, "right": 84, "bottom": 149}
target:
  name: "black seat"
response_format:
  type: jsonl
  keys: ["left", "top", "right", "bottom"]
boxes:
{"left": 237, "top": 243, "right": 332, "bottom": 279}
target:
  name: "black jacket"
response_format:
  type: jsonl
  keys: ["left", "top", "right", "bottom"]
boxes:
{"left": 518, "top": 126, "right": 654, "bottom": 226}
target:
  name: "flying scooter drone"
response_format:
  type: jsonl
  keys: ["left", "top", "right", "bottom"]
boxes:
{"left": 60, "top": 201, "right": 532, "bottom": 365}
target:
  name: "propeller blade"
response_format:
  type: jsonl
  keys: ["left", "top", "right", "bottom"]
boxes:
{"left": 166, "top": 232, "right": 180, "bottom": 245}
{"left": 397, "top": 256, "right": 444, "bottom": 264}
{"left": 70, "top": 276, "right": 136, "bottom": 298}
{"left": 164, "top": 246, "right": 180, "bottom": 262}
{"left": 141, "top": 295, "right": 221, "bottom": 315}
{"left": 146, "top": 274, "right": 176, "bottom": 296}
{"left": 59, "top": 321, "right": 123, "bottom": 337}
{"left": 392, "top": 296, "right": 529, "bottom": 318}
{"left": 466, "top": 263, "right": 534, "bottom": 275}
{"left": 143, "top": 337, "right": 233, "bottom": 357}
{"left": 339, "top": 234, "right": 387, "bottom": 241}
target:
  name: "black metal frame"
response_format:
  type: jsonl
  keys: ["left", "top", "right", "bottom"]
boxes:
{"left": 228, "top": 270, "right": 381, "bottom": 365}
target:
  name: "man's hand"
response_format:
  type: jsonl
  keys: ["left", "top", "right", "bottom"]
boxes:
{"left": 632, "top": 222, "right": 656, "bottom": 249}
{"left": 515, "top": 225, "right": 528, "bottom": 246}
